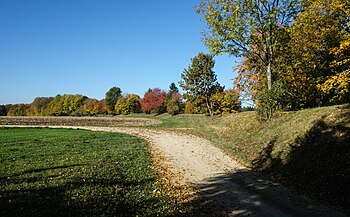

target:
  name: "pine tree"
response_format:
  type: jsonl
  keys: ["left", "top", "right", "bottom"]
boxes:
{"left": 179, "top": 52, "right": 222, "bottom": 116}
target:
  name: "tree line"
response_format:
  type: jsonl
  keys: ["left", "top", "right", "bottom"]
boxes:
{"left": 0, "top": 81, "right": 241, "bottom": 117}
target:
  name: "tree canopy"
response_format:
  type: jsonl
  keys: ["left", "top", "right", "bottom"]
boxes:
{"left": 198, "top": 0, "right": 300, "bottom": 91}
{"left": 105, "top": 87, "right": 122, "bottom": 114}
{"left": 179, "top": 52, "right": 222, "bottom": 116}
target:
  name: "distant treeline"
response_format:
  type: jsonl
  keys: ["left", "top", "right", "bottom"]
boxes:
{"left": 0, "top": 83, "right": 242, "bottom": 117}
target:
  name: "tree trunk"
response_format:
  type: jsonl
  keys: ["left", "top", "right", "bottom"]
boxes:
{"left": 267, "top": 61, "right": 272, "bottom": 91}
{"left": 206, "top": 96, "right": 213, "bottom": 116}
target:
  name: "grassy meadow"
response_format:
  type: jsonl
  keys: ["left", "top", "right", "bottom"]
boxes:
{"left": 0, "top": 128, "right": 174, "bottom": 217}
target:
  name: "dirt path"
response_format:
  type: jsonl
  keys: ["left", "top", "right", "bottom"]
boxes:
{"left": 3, "top": 125, "right": 347, "bottom": 216}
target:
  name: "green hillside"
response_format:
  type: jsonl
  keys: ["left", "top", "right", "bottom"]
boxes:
{"left": 154, "top": 104, "right": 349, "bottom": 212}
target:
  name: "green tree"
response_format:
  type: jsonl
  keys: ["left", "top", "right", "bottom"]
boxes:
{"left": 198, "top": 0, "right": 300, "bottom": 91}
{"left": 0, "top": 105, "right": 8, "bottom": 116}
{"left": 179, "top": 52, "right": 222, "bottom": 116}
{"left": 169, "top": 82, "right": 179, "bottom": 95}
{"left": 48, "top": 94, "right": 87, "bottom": 116}
{"left": 105, "top": 87, "right": 122, "bottom": 114}
{"left": 125, "top": 94, "right": 142, "bottom": 114}
{"left": 28, "top": 97, "right": 53, "bottom": 116}
{"left": 115, "top": 94, "right": 141, "bottom": 115}
{"left": 7, "top": 104, "right": 28, "bottom": 116}
{"left": 115, "top": 98, "right": 128, "bottom": 115}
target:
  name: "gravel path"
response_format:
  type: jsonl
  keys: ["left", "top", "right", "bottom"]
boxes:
{"left": 3, "top": 125, "right": 347, "bottom": 216}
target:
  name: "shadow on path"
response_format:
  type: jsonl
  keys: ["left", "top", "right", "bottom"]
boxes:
{"left": 252, "top": 105, "right": 349, "bottom": 214}
{"left": 186, "top": 169, "right": 346, "bottom": 217}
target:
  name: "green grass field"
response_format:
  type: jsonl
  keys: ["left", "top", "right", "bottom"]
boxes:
{"left": 0, "top": 128, "right": 173, "bottom": 217}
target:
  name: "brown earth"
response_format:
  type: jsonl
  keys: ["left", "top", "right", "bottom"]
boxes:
{"left": 0, "top": 116, "right": 160, "bottom": 127}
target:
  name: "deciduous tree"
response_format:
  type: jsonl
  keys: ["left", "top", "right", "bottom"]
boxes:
{"left": 83, "top": 98, "right": 100, "bottom": 116}
{"left": 289, "top": 0, "right": 350, "bottom": 106}
{"left": 48, "top": 94, "right": 87, "bottom": 116}
{"left": 7, "top": 104, "right": 28, "bottom": 116}
{"left": 198, "top": 0, "right": 300, "bottom": 91}
{"left": 115, "top": 94, "right": 142, "bottom": 115}
{"left": 141, "top": 88, "right": 166, "bottom": 114}
{"left": 28, "top": 97, "right": 53, "bottom": 116}
{"left": 166, "top": 92, "right": 183, "bottom": 115}
{"left": 212, "top": 89, "right": 241, "bottom": 115}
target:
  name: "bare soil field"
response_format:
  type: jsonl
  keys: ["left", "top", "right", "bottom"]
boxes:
{"left": 0, "top": 116, "right": 160, "bottom": 127}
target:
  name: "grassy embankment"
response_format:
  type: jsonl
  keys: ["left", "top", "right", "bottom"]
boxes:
{"left": 0, "top": 128, "right": 177, "bottom": 217}
{"left": 144, "top": 104, "right": 349, "bottom": 212}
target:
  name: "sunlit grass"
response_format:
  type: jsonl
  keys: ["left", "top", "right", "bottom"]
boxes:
{"left": 0, "top": 128, "right": 173, "bottom": 217}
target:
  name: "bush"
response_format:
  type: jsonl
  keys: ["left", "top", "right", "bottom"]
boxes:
{"left": 184, "top": 101, "right": 195, "bottom": 114}
{"left": 256, "top": 81, "right": 291, "bottom": 121}
{"left": 212, "top": 90, "right": 241, "bottom": 115}
{"left": 166, "top": 93, "right": 183, "bottom": 115}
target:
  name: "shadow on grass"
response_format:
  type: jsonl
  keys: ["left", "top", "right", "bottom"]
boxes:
{"left": 252, "top": 105, "right": 350, "bottom": 214}
{"left": 0, "top": 163, "right": 168, "bottom": 217}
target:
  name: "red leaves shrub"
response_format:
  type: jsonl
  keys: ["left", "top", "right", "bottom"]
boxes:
{"left": 141, "top": 88, "right": 166, "bottom": 114}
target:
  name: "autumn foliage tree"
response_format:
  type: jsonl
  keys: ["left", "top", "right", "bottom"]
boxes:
{"left": 47, "top": 94, "right": 87, "bottom": 116}
{"left": 199, "top": 0, "right": 349, "bottom": 118}
{"left": 166, "top": 92, "right": 183, "bottom": 115}
{"left": 27, "top": 97, "right": 53, "bottom": 116}
{"left": 141, "top": 88, "right": 166, "bottom": 114}
{"left": 288, "top": 0, "right": 350, "bottom": 106}
{"left": 83, "top": 98, "right": 100, "bottom": 116}
{"left": 164, "top": 83, "right": 183, "bottom": 115}
{"left": 115, "top": 94, "right": 142, "bottom": 115}
{"left": 7, "top": 104, "right": 28, "bottom": 116}
{"left": 212, "top": 89, "right": 241, "bottom": 115}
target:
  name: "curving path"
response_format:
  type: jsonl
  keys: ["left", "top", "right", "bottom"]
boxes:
{"left": 2, "top": 125, "right": 347, "bottom": 216}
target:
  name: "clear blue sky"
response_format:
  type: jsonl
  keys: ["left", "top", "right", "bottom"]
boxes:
{"left": 0, "top": 0, "right": 237, "bottom": 104}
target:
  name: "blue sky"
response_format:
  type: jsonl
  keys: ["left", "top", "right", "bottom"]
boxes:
{"left": 0, "top": 0, "right": 237, "bottom": 104}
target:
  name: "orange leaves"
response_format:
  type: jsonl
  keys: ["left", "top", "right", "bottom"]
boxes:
{"left": 141, "top": 88, "right": 167, "bottom": 114}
